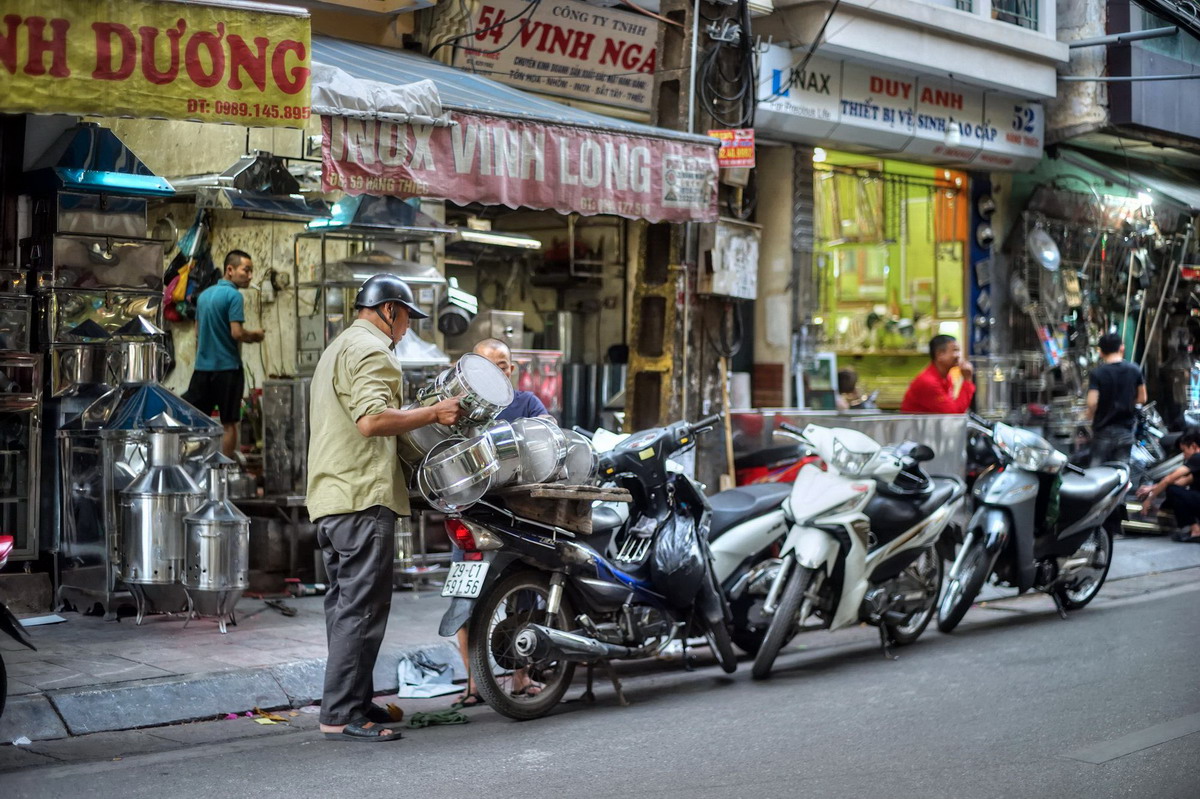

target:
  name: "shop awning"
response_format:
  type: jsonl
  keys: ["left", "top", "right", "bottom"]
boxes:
{"left": 1059, "top": 149, "right": 1200, "bottom": 213}
{"left": 311, "top": 37, "right": 719, "bottom": 224}
{"left": 0, "top": 0, "right": 311, "bottom": 128}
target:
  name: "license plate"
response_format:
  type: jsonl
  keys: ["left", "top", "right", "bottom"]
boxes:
{"left": 441, "top": 561, "right": 490, "bottom": 598}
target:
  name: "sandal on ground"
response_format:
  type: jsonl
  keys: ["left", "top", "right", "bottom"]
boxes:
{"left": 323, "top": 718, "right": 403, "bottom": 743}
{"left": 511, "top": 682, "right": 544, "bottom": 697}
{"left": 364, "top": 704, "right": 403, "bottom": 724}
{"left": 452, "top": 691, "right": 484, "bottom": 709}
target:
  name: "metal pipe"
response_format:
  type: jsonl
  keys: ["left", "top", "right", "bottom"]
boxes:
{"left": 1061, "top": 73, "right": 1200, "bottom": 82}
{"left": 1068, "top": 25, "right": 1178, "bottom": 47}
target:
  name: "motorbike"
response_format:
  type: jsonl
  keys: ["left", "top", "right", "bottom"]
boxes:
{"left": 749, "top": 424, "right": 967, "bottom": 679}
{"left": 438, "top": 415, "right": 738, "bottom": 721}
{"left": 589, "top": 425, "right": 801, "bottom": 655}
{"left": 937, "top": 418, "right": 1129, "bottom": 633}
{"left": 1, "top": 534, "right": 36, "bottom": 721}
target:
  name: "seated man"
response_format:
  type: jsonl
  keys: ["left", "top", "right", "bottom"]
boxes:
{"left": 472, "top": 337, "right": 549, "bottom": 422}
{"left": 900, "top": 334, "right": 975, "bottom": 414}
{"left": 1139, "top": 429, "right": 1200, "bottom": 543}
{"left": 451, "top": 336, "right": 550, "bottom": 709}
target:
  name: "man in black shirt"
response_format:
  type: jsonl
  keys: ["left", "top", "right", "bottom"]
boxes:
{"left": 1139, "top": 430, "right": 1200, "bottom": 542}
{"left": 1086, "top": 333, "right": 1147, "bottom": 466}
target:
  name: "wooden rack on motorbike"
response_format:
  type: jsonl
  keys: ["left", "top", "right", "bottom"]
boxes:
{"left": 491, "top": 484, "right": 632, "bottom": 535}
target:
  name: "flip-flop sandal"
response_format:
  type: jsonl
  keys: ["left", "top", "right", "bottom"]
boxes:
{"left": 452, "top": 692, "right": 484, "bottom": 709}
{"left": 323, "top": 718, "right": 403, "bottom": 743}
{"left": 511, "top": 683, "right": 544, "bottom": 697}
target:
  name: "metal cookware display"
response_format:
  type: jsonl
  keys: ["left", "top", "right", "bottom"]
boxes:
{"left": 417, "top": 435, "right": 499, "bottom": 513}
{"left": 420, "top": 352, "right": 514, "bottom": 426}
{"left": 511, "top": 417, "right": 568, "bottom": 484}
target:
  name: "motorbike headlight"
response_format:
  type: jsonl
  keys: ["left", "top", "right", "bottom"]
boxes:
{"left": 830, "top": 438, "right": 873, "bottom": 477}
{"left": 993, "top": 424, "right": 1063, "bottom": 473}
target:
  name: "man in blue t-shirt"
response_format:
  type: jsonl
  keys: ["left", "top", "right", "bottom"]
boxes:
{"left": 182, "top": 250, "right": 265, "bottom": 457}
{"left": 473, "top": 337, "right": 549, "bottom": 422}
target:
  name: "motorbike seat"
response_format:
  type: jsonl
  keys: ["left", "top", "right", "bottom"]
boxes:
{"left": 591, "top": 505, "right": 625, "bottom": 536}
{"left": 865, "top": 478, "right": 958, "bottom": 547}
{"left": 708, "top": 483, "right": 791, "bottom": 541}
{"left": 1059, "top": 466, "right": 1126, "bottom": 509}
{"left": 733, "top": 444, "right": 804, "bottom": 470}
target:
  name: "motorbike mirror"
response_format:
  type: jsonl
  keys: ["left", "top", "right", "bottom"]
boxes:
{"left": 910, "top": 444, "right": 935, "bottom": 463}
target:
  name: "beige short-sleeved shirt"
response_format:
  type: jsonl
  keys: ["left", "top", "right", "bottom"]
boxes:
{"left": 306, "top": 319, "right": 410, "bottom": 520}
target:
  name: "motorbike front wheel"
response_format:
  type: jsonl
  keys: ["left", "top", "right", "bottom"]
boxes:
{"left": 699, "top": 564, "right": 738, "bottom": 674}
{"left": 468, "top": 571, "right": 577, "bottom": 721}
{"left": 751, "top": 562, "right": 813, "bottom": 680}
{"left": 936, "top": 541, "right": 990, "bottom": 634}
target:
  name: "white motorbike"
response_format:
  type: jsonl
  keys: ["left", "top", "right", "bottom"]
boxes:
{"left": 751, "top": 425, "right": 967, "bottom": 679}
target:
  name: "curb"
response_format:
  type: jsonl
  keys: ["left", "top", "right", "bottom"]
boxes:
{"left": 1, "top": 639, "right": 463, "bottom": 743}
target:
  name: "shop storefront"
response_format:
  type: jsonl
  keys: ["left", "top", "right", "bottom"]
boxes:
{"left": 752, "top": 45, "right": 1046, "bottom": 410}
{"left": 311, "top": 36, "right": 719, "bottom": 431}
{"left": 0, "top": 0, "right": 312, "bottom": 625}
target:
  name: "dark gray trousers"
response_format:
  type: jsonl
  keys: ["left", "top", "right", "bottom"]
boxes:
{"left": 1091, "top": 428, "right": 1135, "bottom": 467}
{"left": 315, "top": 505, "right": 397, "bottom": 726}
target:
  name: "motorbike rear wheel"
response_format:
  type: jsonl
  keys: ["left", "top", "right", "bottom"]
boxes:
{"left": 936, "top": 541, "right": 989, "bottom": 634}
{"left": 1, "top": 654, "right": 6, "bottom": 721}
{"left": 1053, "top": 526, "right": 1113, "bottom": 610}
{"left": 468, "top": 570, "right": 577, "bottom": 721}
{"left": 751, "top": 562, "right": 812, "bottom": 680}
{"left": 885, "top": 547, "right": 943, "bottom": 645}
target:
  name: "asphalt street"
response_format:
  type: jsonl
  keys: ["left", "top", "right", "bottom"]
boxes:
{"left": 3, "top": 569, "right": 1198, "bottom": 799}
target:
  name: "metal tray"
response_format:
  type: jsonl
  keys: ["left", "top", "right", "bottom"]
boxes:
{"left": 0, "top": 295, "right": 32, "bottom": 351}
{"left": 25, "top": 234, "right": 164, "bottom": 291}
{"left": 33, "top": 192, "right": 148, "bottom": 238}
{"left": 41, "top": 289, "right": 162, "bottom": 344}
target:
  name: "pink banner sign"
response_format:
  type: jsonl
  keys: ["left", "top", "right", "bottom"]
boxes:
{"left": 321, "top": 112, "right": 718, "bottom": 224}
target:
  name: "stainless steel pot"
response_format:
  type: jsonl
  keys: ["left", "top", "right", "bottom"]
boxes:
{"left": 560, "top": 429, "right": 598, "bottom": 485}
{"left": 417, "top": 435, "right": 498, "bottom": 513}
{"left": 419, "top": 353, "right": 513, "bottom": 426}
{"left": 485, "top": 420, "right": 523, "bottom": 486}
{"left": 511, "top": 417, "right": 568, "bottom": 484}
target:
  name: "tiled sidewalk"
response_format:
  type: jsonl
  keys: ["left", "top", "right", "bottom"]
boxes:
{"left": 0, "top": 588, "right": 461, "bottom": 742}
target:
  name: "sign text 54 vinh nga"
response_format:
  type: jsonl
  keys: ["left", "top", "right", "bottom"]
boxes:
{"left": 0, "top": 0, "right": 311, "bottom": 127}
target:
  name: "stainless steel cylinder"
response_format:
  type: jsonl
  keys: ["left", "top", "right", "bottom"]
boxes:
{"left": 183, "top": 466, "right": 250, "bottom": 593}
{"left": 119, "top": 430, "right": 203, "bottom": 585}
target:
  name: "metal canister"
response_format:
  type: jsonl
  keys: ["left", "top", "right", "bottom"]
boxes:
{"left": 119, "top": 430, "right": 203, "bottom": 586}
{"left": 182, "top": 459, "right": 250, "bottom": 633}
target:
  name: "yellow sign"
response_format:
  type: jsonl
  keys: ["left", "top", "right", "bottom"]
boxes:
{"left": 0, "top": 0, "right": 311, "bottom": 127}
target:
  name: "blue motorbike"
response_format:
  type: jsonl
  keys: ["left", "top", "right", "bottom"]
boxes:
{"left": 438, "top": 415, "right": 736, "bottom": 720}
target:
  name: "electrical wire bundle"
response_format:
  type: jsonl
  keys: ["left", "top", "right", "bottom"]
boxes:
{"left": 697, "top": 0, "right": 757, "bottom": 128}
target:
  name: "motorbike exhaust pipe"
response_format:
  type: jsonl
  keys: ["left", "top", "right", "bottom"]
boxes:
{"left": 513, "top": 623, "right": 644, "bottom": 662}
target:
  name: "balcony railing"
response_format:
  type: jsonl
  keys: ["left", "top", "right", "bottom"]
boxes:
{"left": 992, "top": 0, "right": 1039, "bottom": 30}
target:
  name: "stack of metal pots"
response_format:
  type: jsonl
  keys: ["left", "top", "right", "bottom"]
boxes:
{"left": 119, "top": 427, "right": 204, "bottom": 624}
{"left": 183, "top": 454, "right": 250, "bottom": 634}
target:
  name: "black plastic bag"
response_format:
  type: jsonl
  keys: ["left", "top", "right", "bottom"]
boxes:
{"left": 651, "top": 513, "right": 705, "bottom": 607}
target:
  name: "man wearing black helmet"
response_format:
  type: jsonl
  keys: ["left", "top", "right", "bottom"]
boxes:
{"left": 307, "top": 273, "right": 463, "bottom": 743}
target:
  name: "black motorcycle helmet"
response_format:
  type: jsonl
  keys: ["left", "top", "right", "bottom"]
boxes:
{"left": 354, "top": 273, "right": 428, "bottom": 319}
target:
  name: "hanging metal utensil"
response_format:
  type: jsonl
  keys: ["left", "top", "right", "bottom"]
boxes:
{"left": 1026, "top": 227, "right": 1061, "bottom": 272}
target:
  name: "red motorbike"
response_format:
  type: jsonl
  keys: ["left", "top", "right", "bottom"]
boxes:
{"left": 734, "top": 425, "right": 822, "bottom": 485}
